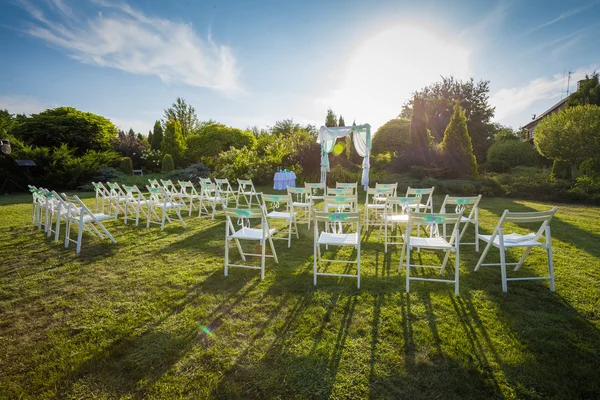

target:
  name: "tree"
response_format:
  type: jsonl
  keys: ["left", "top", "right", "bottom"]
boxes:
{"left": 186, "top": 123, "right": 256, "bottom": 166}
{"left": 150, "top": 120, "right": 163, "bottom": 150}
{"left": 163, "top": 97, "right": 200, "bottom": 138}
{"left": 400, "top": 76, "right": 495, "bottom": 162}
{"left": 440, "top": 100, "right": 478, "bottom": 178}
{"left": 566, "top": 72, "right": 600, "bottom": 108}
{"left": 136, "top": 132, "right": 144, "bottom": 141}
{"left": 161, "top": 120, "right": 186, "bottom": 165}
{"left": 338, "top": 115, "right": 345, "bottom": 127}
{"left": 120, "top": 157, "right": 134, "bottom": 175}
{"left": 490, "top": 123, "right": 520, "bottom": 142}
{"left": 325, "top": 108, "right": 337, "bottom": 127}
{"left": 161, "top": 154, "right": 174, "bottom": 173}
{"left": 111, "top": 130, "right": 149, "bottom": 166}
{"left": 372, "top": 118, "right": 411, "bottom": 156}
{"left": 13, "top": 107, "right": 118, "bottom": 155}
{"left": 271, "top": 119, "right": 301, "bottom": 135}
{"left": 127, "top": 128, "right": 135, "bottom": 138}
{"left": 148, "top": 129, "right": 153, "bottom": 145}
{"left": 534, "top": 104, "right": 600, "bottom": 178}
{"left": 408, "top": 96, "right": 430, "bottom": 165}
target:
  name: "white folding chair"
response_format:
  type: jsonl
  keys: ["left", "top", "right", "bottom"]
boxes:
{"left": 364, "top": 187, "right": 395, "bottom": 230}
{"left": 224, "top": 207, "right": 278, "bottom": 280}
{"left": 236, "top": 179, "right": 260, "bottom": 208}
{"left": 325, "top": 188, "right": 357, "bottom": 211}
{"left": 313, "top": 211, "right": 361, "bottom": 288}
{"left": 122, "top": 184, "right": 152, "bottom": 226}
{"left": 376, "top": 182, "right": 398, "bottom": 196}
{"left": 215, "top": 178, "right": 236, "bottom": 208}
{"left": 336, "top": 182, "right": 358, "bottom": 195}
{"left": 474, "top": 208, "right": 558, "bottom": 292}
{"left": 261, "top": 193, "right": 299, "bottom": 248}
{"left": 405, "top": 187, "right": 435, "bottom": 213}
{"left": 379, "top": 196, "right": 422, "bottom": 252}
{"left": 106, "top": 182, "right": 128, "bottom": 218}
{"left": 91, "top": 182, "right": 111, "bottom": 213}
{"left": 199, "top": 181, "right": 222, "bottom": 219}
{"left": 44, "top": 190, "right": 71, "bottom": 241}
{"left": 28, "top": 186, "right": 45, "bottom": 228}
{"left": 145, "top": 186, "right": 186, "bottom": 231}
{"left": 61, "top": 193, "right": 117, "bottom": 254}
{"left": 28, "top": 185, "right": 39, "bottom": 224}
{"left": 439, "top": 195, "right": 482, "bottom": 251}
{"left": 178, "top": 180, "right": 202, "bottom": 216}
{"left": 148, "top": 179, "right": 161, "bottom": 189}
{"left": 305, "top": 182, "right": 326, "bottom": 211}
{"left": 288, "top": 187, "right": 313, "bottom": 229}
{"left": 401, "top": 212, "right": 463, "bottom": 296}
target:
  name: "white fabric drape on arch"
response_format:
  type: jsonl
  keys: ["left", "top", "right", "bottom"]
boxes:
{"left": 317, "top": 124, "right": 372, "bottom": 190}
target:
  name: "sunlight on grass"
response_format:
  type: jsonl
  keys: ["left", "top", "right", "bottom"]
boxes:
{"left": 0, "top": 192, "right": 599, "bottom": 399}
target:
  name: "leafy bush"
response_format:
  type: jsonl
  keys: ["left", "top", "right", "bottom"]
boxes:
{"left": 161, "top": 154, "right": 174, "bottom": 173}
{"left": 487, "top": 140, "right": 536, "bottom": 169}
{"left": 168, "top": 163, "right": 210, "bottom": 184}
{"left": 111, "top": 130, "right": 149, "bottom": 166}
{"left": 568, "top": 176, "right": 600, "bottom": 203}
{"left": 478, "top": 161, "right": 510, "bottom": 174}
{"left": 189, "top": 124, "right": 257, "bottom": 167}
{"left": 13, "top": 107, "right": 118, "bottom": 155}
{"left": 372, "top": 118, "right": 411, "bottom": 156}
{"left": 140, "top": 149, "right": 162, "bottom": 172}
{"left": 579, "top": 158, "right": 600, "bottom": 178}
{"left": 326, "top": 164, "right": 362, "bottom": 185}
{"left": 551, "top": 160, "right": 571, "bottom": 180}
{"left": 119, "top": 157, "right": 134, "bottom": 175}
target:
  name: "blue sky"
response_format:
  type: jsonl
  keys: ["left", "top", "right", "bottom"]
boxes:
{"left": 0, "top": 0, "right": 599, "bottom": 135}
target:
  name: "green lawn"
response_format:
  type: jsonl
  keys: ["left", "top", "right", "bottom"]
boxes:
{"left": 1, "top": 190, "right": 599, "bottom": 399}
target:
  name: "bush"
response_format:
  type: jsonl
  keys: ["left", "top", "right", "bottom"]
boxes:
{"left": 140, "top": 149, "right": 163, "bottom": 172}
{"left": 551, "top": 160, "right": 571, "bottom": 180}
{"left": 579, "top": 158, "right": 600, "bottom": 178}
{"left": 13, "top": 107, "right": 118, "bottom": 155}
{"left": 189, "top": 124, "right": 257, "bottom": 167}
{"left": 478, "top": 161, "right": 510, "bottom": 174}
{"left": 327, "top": 164, "right": 362, "bottom": 185}
{"left": 487, "top": 140, "right": 536, "bottom": 169}
{"left": 167, "top": 163, "right": 210, "bottom": 184}
{"left": 568, "top": 176, "right": 600, "bottom": 203}
{"left": 119, "top": 157, "right": 134, "bottom": 175}
{"left": 161, "top": 154, "right": 174, "bottom": 173}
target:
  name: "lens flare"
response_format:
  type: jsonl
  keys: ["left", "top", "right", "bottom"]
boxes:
{"left": 332, "top": 142, "right": 345, "bottom": 156}
{"left": 198, "top": 324, "right": 215, "bottom": 337}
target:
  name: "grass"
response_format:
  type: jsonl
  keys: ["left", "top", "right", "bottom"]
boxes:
{"left": 1, "top": 188, "right": 599, "bottom": 399}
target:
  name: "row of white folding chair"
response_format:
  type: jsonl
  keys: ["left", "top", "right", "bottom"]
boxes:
{"left": 31, "top": 187, "right": 117, "bottom": 254}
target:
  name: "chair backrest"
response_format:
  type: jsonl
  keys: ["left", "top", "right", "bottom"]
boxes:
{"left": 490, "top": 208, "right": 558, "bottom": 244}
{"left": 261, "top": 193, "right": 293, "bottom": 212}
{"left": 106, "top": 181, "right": 126, "bottom": 197}
{"left": 61, "top": 193, "right": 93, "bottom": 219}
{"left": 406, "top": 186, "right": 435, "bottom": 211}
{"left": 146, "top": 185, "right": 169, "bottom": 204}
{"left": 326, "top": 187, "right": 354, "bottom": 196}
{"left": 305, "top": 182, "right": 326, "bottom": 198}
{"left": 384, "top": 196, "right": 421, "bottom": 215}
{"left": 375, "top": 183, "right": 398, "bottom": 196}
{"left": 287, "top": 187, "right": 308, "bottom": 203}
{"left": 148, "top": 179, "right": 160, "bottom": 188}
{"left": 407, "top": 212, "right": 463, "bottom": 244}
{"left": 313, "top": 211, "right": 360, "bottom": 235}
{"left": 178, "top": 180, "right": 199, "bottom": 196}
{"left": 365, "top": 187, "right": 395, "bottom": 205}
{"left": 122, "top": 184, "right": 146, "bottom": 201}
{"left": 439, "top": 195, "right": 482, "bottom": 221}
{"left": 224, "top": 206, "right": 270, "bottom": 234}
{"left": 237, "top": 179, "right": 256, "bottom": 193}
{"left": 215, "top": 178, "right": 234, "bottom": 193}
{"left": 160, "top": 179, "right": 178, "bottom": 194}
{"left": 92, "top": 182, "right": 110, "bottom": 196}
{"left": 336, "top": 182, "right": 358, "bottom": 194}
{"left": 200, "top": 177, "right": 213, "bottom": 186}
{"left": 324, "top": 194, "right": 358, "bottom": 211}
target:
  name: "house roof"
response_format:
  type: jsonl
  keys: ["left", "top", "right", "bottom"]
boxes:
{"left": 522, "top": 96, "right": 570, "bottom": 129}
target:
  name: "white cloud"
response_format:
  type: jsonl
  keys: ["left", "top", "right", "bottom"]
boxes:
{"left": 0, "top": 95, "right": 53, "bottom": 115}
{"left": 490, "top": 66, "right": 597, "bottom": 123}
{"left": 318, "top": 25, "right": 471, "bottom": 133}
{"left": 18, "top": 0, "right": 244, "bottom": 97}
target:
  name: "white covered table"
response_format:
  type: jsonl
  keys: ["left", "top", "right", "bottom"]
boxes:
{"left": 273, "top": 171, "right": 296, "bottom": 190}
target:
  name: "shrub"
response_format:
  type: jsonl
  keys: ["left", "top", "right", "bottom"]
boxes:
{"left": 190, "top": 124, "right": 257, "bottom": 167}
{"left": 140, "top": 149, "right": 163, "bottom": 172}
{"left": 161, "top": 154, "right": 174, "bottom": 173}
{"left": 551, "top": 160, "right": 571, "bottom": 180}
{"left": 479, "top": 161, "right": 510, "bottom": 173}
{"left": 119, "top": 157, "right": 134, "bottom": 175}
{"left": 372, "top": 118, "right": 411, "bottom": 156}
{"left": 579, "top": 158, "right": 600, "bottom": 178}
{"left": 13, "top": 107, "right": 118, "bottom": 155}
{"left": 327, "top": 164, "right": 362, "bottom": 185}
{"left": 161, "top": 120, "right": 186, "bottom": 166}
{"left": 168, "top": 163, "right": 210, "bottom": 184}
{"left": 440, "top": 100, "right": 478, "bottom": 178}
{"left": 111, "top": 130, "right": 149, "bottom": 166}
{"left": 568, "top": 176, "right": 600, "bottom": 203}
{"left": 487, "top": 140, "right": 536, "bottom": 169}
